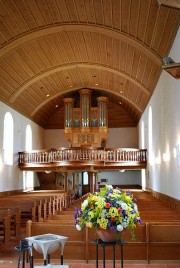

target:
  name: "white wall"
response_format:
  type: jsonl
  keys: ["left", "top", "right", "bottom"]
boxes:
{"left": 107, "top": 128, "right": 138, "bottom": 148}
{"left": 0, "top": 102, "right": 45, "bottom": 192}
{"left": 97, "top": 170, "right": 141, "bottom": 186}
{"left": 44, "top": 129, "right": 69, "bottom": 148}
{"left": 44, "top": 127, "right": 138, "bottom": 149}
{"left": 139, "top": 27, "right": 180, "bottom": 200}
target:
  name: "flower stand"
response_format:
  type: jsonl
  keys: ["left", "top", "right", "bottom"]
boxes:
{"left": 93, "top": 239, "right": 125, "bottom": 268}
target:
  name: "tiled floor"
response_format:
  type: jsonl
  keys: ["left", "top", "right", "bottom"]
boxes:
{"left": 0, "top": 235, "right": 180, "bottom": 268}
{"left": 0, "top": 260, "right": 180, "bottom": 268}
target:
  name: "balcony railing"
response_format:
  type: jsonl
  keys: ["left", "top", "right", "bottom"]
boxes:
{"left": 18, "top": 147, "right": 147, "bottom": 171}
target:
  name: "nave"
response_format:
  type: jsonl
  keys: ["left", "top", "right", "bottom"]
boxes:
{"left": 0, "top": 189, "right": 180, "bottom": 268}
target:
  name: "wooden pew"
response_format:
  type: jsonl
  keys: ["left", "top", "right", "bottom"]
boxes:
{"left": 0, "top": 206, "right": 21, "bottom": 239}
{"left": 0, "top": 209, "right": 11, "bottom": 242}
{"left": 26, "top": 220, "right": 180, "bottom": 263}
{"left": 26, "top": 220, "right": 86, "bottom": 261}
{"left": 147, "top": 222, "right": 180, "bottom": 262}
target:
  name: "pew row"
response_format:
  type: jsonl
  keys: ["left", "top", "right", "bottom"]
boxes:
{"left": 0, "top": 209, "right": 11, "bottom": 242}
{"left": 26, "top": 220, "right": 180, "bottom": 263}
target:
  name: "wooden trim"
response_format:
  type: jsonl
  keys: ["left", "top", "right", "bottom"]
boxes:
{"left": 147, "top": 188, "right": 180, "bottom": 212}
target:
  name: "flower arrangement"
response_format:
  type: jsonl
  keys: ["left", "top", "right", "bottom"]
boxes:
{"left": 74, "top": 184, "right": 142, "bottom": 240}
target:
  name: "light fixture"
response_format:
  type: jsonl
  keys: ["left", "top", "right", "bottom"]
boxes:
{"left": 162, "top": 56, "right": 180, "bottom": 79}
{"left": 157, "top": 0, "right": 180, "bottom": 9}
{"left": 45, "top": 170, "right": 51, "bottom": 174}
{"left": 119, "top": 170, "right": 125, "bottom": 173}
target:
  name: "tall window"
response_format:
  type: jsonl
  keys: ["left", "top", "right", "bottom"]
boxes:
{"left": 26, "top": 125, "right": 32, "bottom": 151}
{"left": 141, "top": 120, "right": 145, "bottom": 149}
{"left": 149, "top": 106, "right": 153, "bottom": 165}
{"left": 3, "top": 112, "right": 13, "bottom": 165}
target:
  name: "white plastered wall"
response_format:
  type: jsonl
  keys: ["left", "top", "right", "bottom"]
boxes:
{"left": 0, "top": 101, "right": 45, "bottom": 192}
{"left": 139, "top": 27, "right": 180, "bottom": 200}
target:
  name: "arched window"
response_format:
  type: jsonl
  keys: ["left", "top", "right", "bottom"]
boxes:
{"left": 141, "top": 120, "right": 145, "bottom": 149}
{"left": 26, "top": 125, "right": 32, "bottom": 151}
{"left": 149, "top": 106, "right": 153, "bottom": 165}
{"left": 3, "top": 112, "right": 13, "bottom": 165}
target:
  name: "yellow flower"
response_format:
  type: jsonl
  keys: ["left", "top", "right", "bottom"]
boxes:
{"left": 86, "top": 222, "right": 93, "bottom": 228}
{"left": 88, "top": 210, "right": 95, "bottom": 220}
{"left": 97, "top": 218, "right": 108, "bottom": 229}
{"left": 91, "top": 195, "right": 98, "bottom": 202}
{"left": 109, "top": 207, "right": 118, "bottom": 217}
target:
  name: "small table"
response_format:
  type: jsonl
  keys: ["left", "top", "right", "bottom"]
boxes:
{"left": 93, "top": 239, "right": 125, "bottom": 268}
{"left": 26, "top": 234, "right": 68, "bottom": 266}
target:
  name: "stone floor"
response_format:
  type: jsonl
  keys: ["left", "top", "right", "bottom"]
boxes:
{"left": 0, "top": 233, "right": 179, "bottom": 268}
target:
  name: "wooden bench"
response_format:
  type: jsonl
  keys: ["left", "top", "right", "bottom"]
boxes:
{"left": 0, "top": 206, "right": 21, "bottom": 239}
{"left": 0, "top": 209, "right": 11, "bottom": 242}
{"left": 26, "top": 220, "right": 180, "bottom": 263}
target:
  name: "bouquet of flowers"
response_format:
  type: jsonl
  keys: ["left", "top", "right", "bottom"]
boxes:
{"left": 74, "top": 184, "right": 142, "bottom": 239}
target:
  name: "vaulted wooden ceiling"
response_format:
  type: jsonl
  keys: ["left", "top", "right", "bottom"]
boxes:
{"left": 0, "top": 0, "right": 179, "bottom": 129}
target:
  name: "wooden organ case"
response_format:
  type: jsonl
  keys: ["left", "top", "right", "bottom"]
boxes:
{"left": 63, "top": 89, "right": 108, "bottom": 147}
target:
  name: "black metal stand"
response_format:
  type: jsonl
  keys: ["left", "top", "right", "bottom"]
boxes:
{"left": 93, "top": 239, "right": 125, "bottom": 268}
{"left": 15, "top": 240, "right": 33, "bottom": 268}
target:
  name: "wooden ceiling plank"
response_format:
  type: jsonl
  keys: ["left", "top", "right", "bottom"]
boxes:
{"left": 121, "top": 0, "right": 131, "bottom": 33}
{"left": 15, "top": 44, "right": 40, "bottom": 75}
{"left": 112, "top": 0, "right": 121, "bottom": 30}
{"left": 129, "top": 0, "right": 141, "bottom": 38}
{"left": 74, "top": 32, "right": 89, "bottom": 62}
{"left": 119, "top": 41, "right": 127, "bottom": 72}
{"left": 137, "top": 0, "right": 151, "bottom": 42}
{"left": 84, "top": 0, "right": 96, "bottom": 24}
{"left": 144, "top": 0, "right": 159, "bottom": 46}
{"left": 2, "top": 54, "right": 30, "bottom": 82}
{"left": 44, "top": 36, "right": 60, "bottom": 67}
{"left": 74, "top": 0, "right": 88, "bottom": 22}
{"left": 24, "top": 0, "right": 46, "bottom": 27}
{"left": 83, "top": 32, "right": 95, "bottom": 63}
{"left": 61, "top": 32, "right": 76, "bottom": 63}
{"left": 112, "top": 39, "right": 121, "bottom": 70}
{"left": 93, "top": 0, "right": 104, "bottom": 25}
{"left": 131, "top": 48, "right": 141, "bottom": 80}
{"left": 46, "top": 0, "right": 63, "bottom": 24}
{"left": 136, "top": 53, "right": 149, "bottom": 84}
{"left": 0, "top": 80, "right": 14, "bottom": 97}
{"left": 28, "top": 40, "right": 50, "bottom": 70}
{"left": 146, "top": 63, "right": 161, "bottom": 92}
{"left": 102, "top": 0, "right": 113, "bottom": 28}
{"left": 106, "top": 36, "right": 114, "bottom": 67}
{"left": 0, "top": 64, "right": 20, "bottom": 89}
{"left": 10, "top": 0, "right": 36, "bottom": 31}
{"left": 39, "top": 38, "right": 57, "bottom": 68}
{"left": 9, "top": 49, "right": 36, "bottom": 77}
{"left": 91, "top": 33, "right": 101, "bottom": 64}
{"left": 125, "top": 44, "right": 135, "bottom": 75}
{"left": 65, "top": 0, "right": 79, "bottom": 22}
{"left": 35, "top": 0, "right": 54, "bottom": 25}
{"left": 157, "top": 10, "right": 180, "bottom": 57}
{"left": 151, "top": 7, "right": 170, "bottom": 54}
{"left": 0, "top": 0, "right": 22, "bottom": 37}
{"left": 56, "top": 0, "right": 70, "bottom": 22}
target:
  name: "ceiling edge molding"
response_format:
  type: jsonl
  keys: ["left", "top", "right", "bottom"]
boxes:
{"left": 0, "top": 24, "right": 161, "bottom": 65}
{"left": 9, "top": 63, "right": 150, "bottom": 103}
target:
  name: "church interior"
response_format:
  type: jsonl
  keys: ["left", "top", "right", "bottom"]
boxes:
{"left": 0, "top": 0, "right": 180, "bottom": 267}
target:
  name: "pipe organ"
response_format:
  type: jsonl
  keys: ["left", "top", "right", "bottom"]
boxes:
{"left": 63, "top": 89, "right": 108, "bottom": 147}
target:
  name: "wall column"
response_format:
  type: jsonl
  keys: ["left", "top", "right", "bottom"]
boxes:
{"left": 89, "top": 172, "right": 94, "bottom": 193}
{"left": 64, "top": 172, "right": 68, "bottom": 192}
